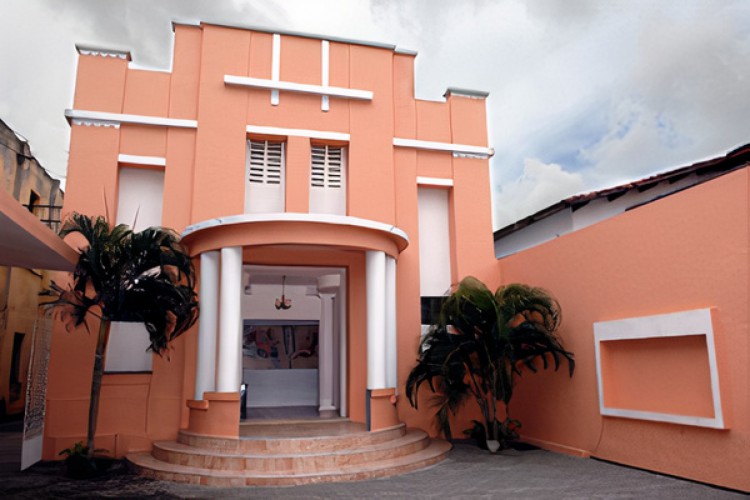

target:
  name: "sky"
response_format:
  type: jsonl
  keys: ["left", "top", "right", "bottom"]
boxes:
{"left": 1, "top": 0, "right": 749, "bottom": 230}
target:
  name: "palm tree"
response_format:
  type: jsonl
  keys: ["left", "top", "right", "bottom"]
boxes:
{"left": 405, "top": 276, "right": 574, "bottom": 451}
{"left": 44, "top": 213, "right": 199, "bottom": 459}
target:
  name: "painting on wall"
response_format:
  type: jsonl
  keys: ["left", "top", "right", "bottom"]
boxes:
{"left": 242, "top": 321, "right": 319, "bottom": 370}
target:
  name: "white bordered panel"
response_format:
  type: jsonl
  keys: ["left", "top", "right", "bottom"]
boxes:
{"left": 594, "top": 308, "right": 726, "bottom": 429}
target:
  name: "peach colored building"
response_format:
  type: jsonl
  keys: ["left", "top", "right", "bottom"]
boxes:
{"left": 45, "top": 22, "right": 496, "bottom": 479}
{"left": 45, "top": 20, "right": 749, "bottom": 491}
{"left": 494, "top": 145, "right": 750, "bottom": 492}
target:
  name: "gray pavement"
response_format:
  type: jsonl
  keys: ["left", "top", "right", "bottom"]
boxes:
{"left": 0, "top": 426, "right": 744, "bottom": 499}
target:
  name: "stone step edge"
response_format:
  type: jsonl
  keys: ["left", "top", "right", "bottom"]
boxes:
{"left": 235, "top": 422, "right": 405, "bottom": 441}
{"left": 157, "top": 428, "right": 428, "bottom": 460}
{"left": 240, "top": 417, "right": 351, "bottom": 426}
{"left": 179, "top": 422, "right": 405, "bottom": 446}
{"left": 128, "top": 439, "right": 451, "bottom": 482}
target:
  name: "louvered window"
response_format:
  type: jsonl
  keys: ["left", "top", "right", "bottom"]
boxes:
{"left": 245, "top": 140, "right": 285, "bottom": 213}
{"left": 248, "top": 140, "right": 284, "bottom": 184}
{"left": 311, "top": 145, "right": 344, "bottom": 189}
{"left": 310, "top": 145, "right": 347, "bottom": 215}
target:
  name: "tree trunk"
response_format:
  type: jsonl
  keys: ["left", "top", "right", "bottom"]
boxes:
{"left": 86, "top": 319, "right": 110, "bottom": 458}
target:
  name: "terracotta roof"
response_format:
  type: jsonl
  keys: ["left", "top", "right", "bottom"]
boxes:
{"left": 494, "top": 143, "right": 750, "bottom": 240}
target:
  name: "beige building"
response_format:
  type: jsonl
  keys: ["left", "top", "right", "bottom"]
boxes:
{"left": 0, "top": 118, "right": 64, "bottom": 418}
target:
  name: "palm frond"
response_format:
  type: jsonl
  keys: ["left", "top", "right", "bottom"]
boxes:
{"left": 405, "top": 276, "right": 574, "bottom": 447}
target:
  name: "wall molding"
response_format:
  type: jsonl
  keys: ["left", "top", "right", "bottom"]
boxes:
{"left": 393, "top": 137, "right": 493, "bottom": 158}
{"left": 183, "top": 212, "right": 408, "bottom": 245}
{"left": 76, "top": 44, "right": 131, "bottom": 60}
{"left": 246, "top": 125, "right": 350, "bottom": 142}
{"left": 225, "top": 75, "right": 374, "bottom": 101}
{"left": 417, "top": 176, "right": 453, "bottom": 187}
{"left": 65, "top": 109, "right": 197, "bottom": 129}
{"left": 118, "top": 154, "right": 167, "bottom": 167}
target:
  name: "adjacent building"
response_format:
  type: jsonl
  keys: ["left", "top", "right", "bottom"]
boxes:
{"left": 0, "top": 119, "right": 66, "bottom": 419}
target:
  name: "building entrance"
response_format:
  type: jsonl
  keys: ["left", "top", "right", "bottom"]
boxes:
{"left": 241, "top": 266, "right": 346, "bottom": 419}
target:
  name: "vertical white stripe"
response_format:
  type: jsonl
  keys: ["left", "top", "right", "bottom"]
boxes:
{"left": 321, "top": 40, "right": 330, "bottom": 112}
{"left": 271, "top": 33, "right": 280, "bottom": 106}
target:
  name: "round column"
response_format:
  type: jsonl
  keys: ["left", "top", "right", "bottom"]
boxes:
{"left": 216, "top": 246, "right": 243, "bottom": 393}
{"left": 195, "top": 251, "right": 219, "bottom": 399}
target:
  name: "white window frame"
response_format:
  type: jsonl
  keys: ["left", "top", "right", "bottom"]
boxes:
{"left": 594, "top": 308, "right": 726, "bottom": 429}
{"left": 245, "top": 139, "right": 286, "bottom": 213}
{"left": 309, "top": 144, "right": 347, "bottom": 215}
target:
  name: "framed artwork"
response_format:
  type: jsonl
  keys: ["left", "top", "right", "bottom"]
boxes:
{"left": 242, "top": 320, "right": 319, "bottom": 370}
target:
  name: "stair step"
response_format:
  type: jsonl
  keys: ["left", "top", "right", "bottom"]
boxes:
{"left": 128, "top": 438, "right": 451, "bottom": 486}
{"left": 179, "top": 423, "right": 406, "bottom": 453}
{"left": 153, "top": 428, "right": 429, "bottom": 472}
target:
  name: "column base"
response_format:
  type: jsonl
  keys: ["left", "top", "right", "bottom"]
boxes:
{"left": 366, "top": 388, "right": 400, "bottom": 431}
{"left": 186, "top": 391, "right": 240, "bottom": 438}
{"left": 318, "top": 407, "right": 339, "bottom": 419}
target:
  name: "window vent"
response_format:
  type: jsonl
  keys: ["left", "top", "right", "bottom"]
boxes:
{"left": 311, "top": 145, "right": 344, "bottom": 189}
{"left": 248, "top": 140, "right": 284, "bottom": 184}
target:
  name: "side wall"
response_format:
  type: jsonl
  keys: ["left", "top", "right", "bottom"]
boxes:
{"left": 498, "top": 169, "right": 749, "bottom": 491}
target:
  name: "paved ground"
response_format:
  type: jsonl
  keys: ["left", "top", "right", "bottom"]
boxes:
{"left": 0, "top": 421, "right": 743, "bottom": 499}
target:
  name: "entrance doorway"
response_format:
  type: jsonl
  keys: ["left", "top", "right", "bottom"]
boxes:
{"left": 241, "top": 266, "right": 346, "bottom": 420}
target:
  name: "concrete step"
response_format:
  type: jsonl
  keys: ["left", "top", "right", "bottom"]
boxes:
{"left": 153, "top": 428, "right": 429, "bottom": 472}
{"left": 127, "top": 438, "right": 451, "bottom": 486}
{"left": 179, "top": 422, "right": 406, "bottom": 453}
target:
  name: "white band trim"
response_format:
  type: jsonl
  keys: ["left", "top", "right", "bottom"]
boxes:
{"left": 417, "top": 176, "right": 453, "bottom": 187}
{"left": 118, "top": 154, "right": 166, "bottom": 167}
{"left": 225, "top": 75, "right": 373, "bottom": 101}
{"left": 65, "top": 109, "right": 197, "bottom": 129}
{"left": 183, "top": 212, "right": 408, "bottom": 245}
{"left": 393, "top": 137, "right": 493, "bottom": 158}
{"left": 246, "top": 125, "right": 349, "bottom": 142}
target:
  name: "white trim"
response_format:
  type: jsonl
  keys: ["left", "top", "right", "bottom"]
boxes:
{"left": 417, "top": 176, "right": 453, "bottom": 187}
{"left": 321, "top": 40, "right": 330, "bottom": 112}
{"left": 72, "top": 119, "right": 120, "bottom": 129}
{"left": 246, "top": 125, "right": 349, "bottom": 142}
{"left": 76, "top": 45, "right": 130, "bottom": 60}
{"left": 183, "top": 212, "right": 409, "bottom": 245}
{"left": 65, "top": 109, "right": 197, "bottom": 129}
{"left": 593, "top": 308, "right": 726, "bottom": 429}
{"left": 271, "top": 34, "right": 280, "bottom": 106}
{"left": 393, "top": 137, "right": 493, "bottom": 157}
{"left": 127, "top": 62, "right": 172, "bottom": 74}
{"left": 117, "top": 154, "right": 166, "bottom": 167}
{"left": 225, "top": 75, "right": 374, "bottom": 101}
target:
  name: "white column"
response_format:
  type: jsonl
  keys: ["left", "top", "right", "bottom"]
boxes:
{"left": 385, "top": 256, "right": 397, "bottom": 390}
{"left": 338, "top": 271, "right": 348, "bottom": 417}
{"left": 318, "top": 274, "right": 340, "bottom": 415}
{"left": 195, "top": 251, "right": 219, "bottom": 400}
{"left": 216, "top": 246, "right": 243, "bottom": 393}
{"left": 318, "top": 292, "right": 336, "bottom": 413}
{"left": 366, "top": 250, "right": 387, "bottom": 389}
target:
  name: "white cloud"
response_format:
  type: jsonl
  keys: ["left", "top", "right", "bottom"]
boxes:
{"left": 0, "top": 0, "right": 748, "bottom": 229}
{"left": 493, "top": 158, "right": 584, "bottom": 229}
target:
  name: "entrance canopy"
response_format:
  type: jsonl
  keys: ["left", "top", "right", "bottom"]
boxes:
{"left": 181, "top": 213, "right": 409, "bottom": 257}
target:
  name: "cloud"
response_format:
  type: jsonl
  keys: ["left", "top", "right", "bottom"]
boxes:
{"left": 493, "top": 158, "right": 584, "bottom": 229}
{"left": 0, "top": 0, "right": 748, "bottom": 230}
